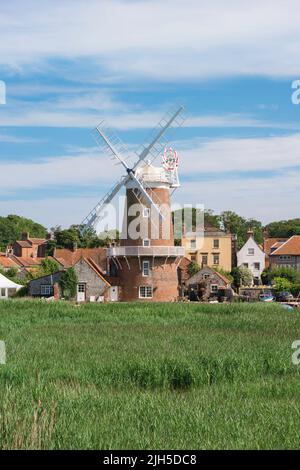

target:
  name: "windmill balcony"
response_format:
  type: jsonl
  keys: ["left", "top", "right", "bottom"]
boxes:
{"left": 107, "top": 246, "right": 185, "bottom": 258}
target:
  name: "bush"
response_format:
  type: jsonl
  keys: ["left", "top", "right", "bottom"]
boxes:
{"left": 59, "top": 268, "right": 78, "bottom": 300}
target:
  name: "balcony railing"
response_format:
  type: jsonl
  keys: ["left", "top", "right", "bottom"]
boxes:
{"left": 107, "top": 246, "right": 185, "bottom": 257}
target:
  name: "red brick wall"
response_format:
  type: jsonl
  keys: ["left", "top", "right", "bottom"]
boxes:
{"left": 117, "top": 257, "right": 179, "bottom": 302}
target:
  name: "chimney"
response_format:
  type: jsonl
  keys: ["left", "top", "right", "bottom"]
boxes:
{"left": 21, "top": 232, "right": 29, "bottom": 241}
{"left": 247, "top": 228, "right": 254, "bottom": 239}
{"left": 6, "top": 245, "right": 13, "bottom": 257}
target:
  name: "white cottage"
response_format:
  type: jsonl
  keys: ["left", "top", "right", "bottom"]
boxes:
{"left": 237, "top": 230, "right": 265, "bottom": 285}
{"left": 0, "top": 273, "right": 22, "bottom": 299}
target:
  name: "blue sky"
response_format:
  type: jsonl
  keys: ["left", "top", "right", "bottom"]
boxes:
{"left": 0, "top": 0, "right": 300, "bottom": 229}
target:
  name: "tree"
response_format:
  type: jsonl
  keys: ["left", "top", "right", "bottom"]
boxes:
{"left": 265, "top": 219, "right": 300, "bottom": 238}
{"left": 188, "top": 261, "right": 201, "bottom": 277}
{"left": 40, "top": 258, "right": 60, "bottom": 275}
{"left": 220, "top": 211, "right": 263, "bottom": 249}
{"left": 231, "top": 265, "right": 253, "bottom": 287}
{"left": 262, "top": 266, "right": 300, "bottom": 285}
{"left": 59, "top": 268, "right": 78, "bottom": 300}
{"left": 0, "top": 214, "right": 46, "bottom": 249}
{"left": 272, "top": 277, "right": 292, "bottom": 293}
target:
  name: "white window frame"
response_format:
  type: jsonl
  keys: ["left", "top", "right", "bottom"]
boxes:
{"left": 248, "top": 248, "right": 255, "bottom": 256}
{"left": 190, "top": 239, "right": 196, "bottom": 249}
{"left": 143, "top": 238, "right": 150, "bottom": 247}
{"left": 211, "top": 284, "right": 219, "bottom": 293}
{"left": 77, "top": 283, "right": 85, "bottom": 293}
{"left": 139, "top": 286, "right": 153, "bottom": 298}
{"left": 203, "top": 274, "right": 210, "bottom": 280}
{"left": 254, "top": 262, "right": 260, "bottom": 270}
{"left": 41, "top": 284, "right": 52, "bottom": 296}
{"left": 142, "top": 260, "right": 150, "bottom": 277}
{"left": 213, "top": 254, "right": 220, "bottom": 265}
{"left": 143, "top": 207, "right": 150, "bottom": 218}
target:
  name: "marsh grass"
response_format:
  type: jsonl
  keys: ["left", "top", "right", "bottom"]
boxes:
{"left": 0, "top": 300, "right": 299, "bottom": 449}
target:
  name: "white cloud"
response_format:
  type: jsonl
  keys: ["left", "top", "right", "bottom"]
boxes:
{"left": 178, "top": 133, "right": 300, "bottom": 175}
{"left": 0, "top": 132, "right": 300, "bottom": 225}
{"left": 0, "top": 0, "right": 300, "bottom": 79}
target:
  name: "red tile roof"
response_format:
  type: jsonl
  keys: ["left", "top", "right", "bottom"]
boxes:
{"left": 0, "top": 254, "right": 19, "bottom": 268}
{"left": 271, "top": 236, "right": 300, "bottom": 256}
{"left": 263, "top": 237, "right": 288, "bottom": 256}
{"left": 15, "top": 240, "right": 32, "bottom": 248}
{"left": 55, "top": 248, "right": 107, "bottom": 270}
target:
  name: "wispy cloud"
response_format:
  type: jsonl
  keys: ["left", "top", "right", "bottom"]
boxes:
{"left": 1, "top": 0, "right": 300, "bottom": 79}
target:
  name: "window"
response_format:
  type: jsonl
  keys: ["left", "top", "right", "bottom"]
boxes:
{"left": 213, "top": 239, "right": 219, "bottom": 249}
{"left": 243, "top": 263, "right": 249, "bottom": 268}
{"left": 211, "top": 284, "right": 218, "bottom": 293}
{"left": 191, "top": 255, "right": 197, "bottom": 261}
{"left": 139, "top": 286, "right": 153, "bottom": 298}
{"left": 248, "top": 248, "right": 255, "bottom": 256}
{"left": 143, "top": 207, "right": 150, "bottom": 218}
{"left": 254, "top": 262, "right": 260, "bottom": 270}
{"left": 143, "top": 239, "right": 150, "bottom": 247}
{"left": 213, "top": 254, "right": 219, "bottom": 265}
{"left": 203, "top": 274, "right": 210, "bottom": 280}
{"left": 77, "top": 283, "right": 85, "bottom": 293}
{"left": 142, "top": 260, "right": 150, "bottom": 277}
{"left": 202, "top": 254, "right": 208, "bottom": 265}
{"left": 41, "top": 285, "right": 52, "bottom": 296}
{"left": 190, "top": 239, "right": 196, "bottom": 249}
{"left": 0, "top": 288, "right": 6, "bottom": 297}
{"left": 279, "top": 255, "right": 291, "bottom": 261}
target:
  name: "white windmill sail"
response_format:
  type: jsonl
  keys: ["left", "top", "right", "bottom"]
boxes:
{"left": 81, "top": 106, "right": 185, "bottom": 232}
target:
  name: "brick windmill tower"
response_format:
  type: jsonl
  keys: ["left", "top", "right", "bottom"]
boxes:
{"left": 82, "top": 107, "right": 185, "bottom": 301}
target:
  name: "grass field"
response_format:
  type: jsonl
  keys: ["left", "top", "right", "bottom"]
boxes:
{"left": 0, "top": 299, "right": 299, "bottom": 449}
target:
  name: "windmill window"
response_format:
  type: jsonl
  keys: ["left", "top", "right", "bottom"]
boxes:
{"left": 139, "top": 286, "right": 153, "bottom": 298}
{"left": 143, "top": 239, "right": 150, "bottom": 247}
{"left": 142, "top": 261, "right": 150, "bottom": 277}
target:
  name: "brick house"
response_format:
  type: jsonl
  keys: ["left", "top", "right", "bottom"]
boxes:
{"left": 29, "top": 256, "right": 111, "bottom": 301}
{"left": 13, "top": 232, "right": 47, "bottom": 258}
{"left": 186, "top": 266, "right": 232, "bottom": 300}
{"left": 263, "top": 237, "right": 288, "bottom": 269}
{"left": 269, "top": 235, "right": 300, "bottom": 273}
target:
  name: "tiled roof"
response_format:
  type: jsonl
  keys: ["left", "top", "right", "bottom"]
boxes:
{"left": 0, "top": 254, "right": 19, "bottom": 268}
{"left": 263, "top": 237, "right": 288, "bottom": 255}
{"left": 83, "top": 257, "right": 110, "bottom": 286}
{"left": 11, "top": 256, "right": 58, "bottom": 267}
{"left": 15, "top": 240, "right": 32, "bottom": 248}
{"left": 270, "top": 236, "right": 300, "bottom": 256}
{"left": 55, "top": 248, "right": 107, "bottom": 270}
{"left": 28, "top": 238, "right": 46, "bottom": 245}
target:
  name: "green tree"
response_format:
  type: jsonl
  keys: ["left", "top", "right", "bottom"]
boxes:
{"left": 0, "top": 214, "right": 46, "bottom": 249}
{"left": 265, "top": 219, "right": 300, "bottom": 238}
{"left": 272, "top": 277, "right": 292, "bottom": 293}
{"left": 262, "top": 266, "right": 300, "bottom": 285}
{"left": 59, "top": 268, "right": 78, "bottom": 300}
{"left": 188, "top": 261, "right": 201, "bottom": 277}
{"left": 232, "top": 265, "right": 253, "bottom": 287}
{"left": 220, "top": 211, "right": 263, "bottom": 249}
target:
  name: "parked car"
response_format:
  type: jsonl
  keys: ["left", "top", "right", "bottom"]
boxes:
{"left": 276, "top": 291, "right": 294, "bottom": 302}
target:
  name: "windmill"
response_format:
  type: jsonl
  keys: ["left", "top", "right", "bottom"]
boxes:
{"left": 81, "top": 106, "right": 185, "bottom": 232}
{"left": 81, "top": 106, "right": 186, "bottom": 302}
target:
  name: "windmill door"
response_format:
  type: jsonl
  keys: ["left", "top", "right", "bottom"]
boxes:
{"left": 109, "top": 286, "right": 119, "bottom": 302}
{"left": 77, "top": 283, "right": 86, "bottom": 302}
